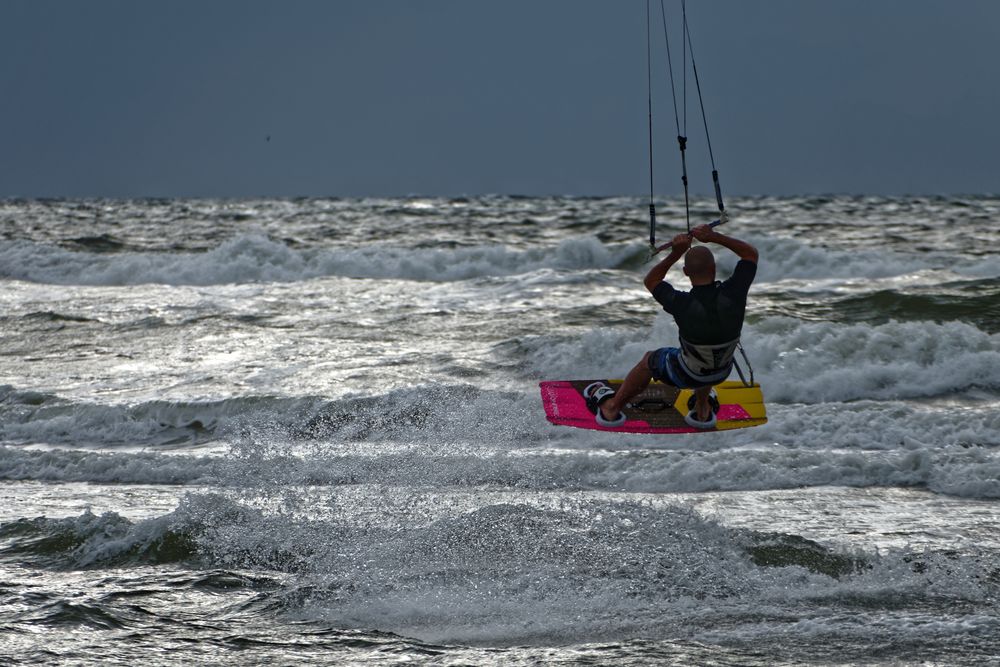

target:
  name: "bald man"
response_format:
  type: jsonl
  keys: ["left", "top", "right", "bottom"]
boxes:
{"left": 587, "top": 223, "right": 758, "bottom": 429}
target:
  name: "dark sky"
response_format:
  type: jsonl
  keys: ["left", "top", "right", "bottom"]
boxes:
{"left": 2, "top": 1, "right": 998, "bottom": 197}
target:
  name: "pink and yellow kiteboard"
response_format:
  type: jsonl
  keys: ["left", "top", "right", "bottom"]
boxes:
{"left": 539, "top": 379, "right": 766, "bottom": 434}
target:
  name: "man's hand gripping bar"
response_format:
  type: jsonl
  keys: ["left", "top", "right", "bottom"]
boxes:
{"left": 649, "top": 211, "right": 729, "bottom": 257}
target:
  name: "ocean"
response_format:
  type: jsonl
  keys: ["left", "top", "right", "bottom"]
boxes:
{"left": 1, "top": 195, "right": 998, "bottom": 665}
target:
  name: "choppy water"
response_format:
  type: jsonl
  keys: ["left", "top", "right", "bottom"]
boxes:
{"left": 1, "top": 195, "right": 999, "bottom": 665}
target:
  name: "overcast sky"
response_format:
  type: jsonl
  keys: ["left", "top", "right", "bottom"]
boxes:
{"left": 2, "top": 1, "right": 998, "bottom": 198}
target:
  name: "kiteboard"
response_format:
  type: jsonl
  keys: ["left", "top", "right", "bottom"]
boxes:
{"left": 539, "top": 379, "right": 766, "bottom": 434}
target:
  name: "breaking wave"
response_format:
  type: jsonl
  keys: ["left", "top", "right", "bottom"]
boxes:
{"left": 5, "top": 496, "right": 993, "bottom": 648}
{"left": 528, "top": 317, "right": 1000, "bottom": 403}
{"left": 4, "top": 232, "right": 997, "bottom": 287}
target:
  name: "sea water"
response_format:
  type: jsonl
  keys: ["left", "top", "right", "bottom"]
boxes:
{"left": 1, "top": 196, "right": 998, "bottom": 665}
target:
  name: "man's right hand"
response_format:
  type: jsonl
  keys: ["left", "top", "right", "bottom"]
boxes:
{"left": 671, "top": 233, "right": 692, "bottom": 253}
{"left": 645, "top": 232, "right": 690, "bottom": 291}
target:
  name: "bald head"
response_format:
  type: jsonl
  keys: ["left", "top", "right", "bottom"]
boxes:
{"left": 683, "top": 246, "right": 716, "bottom": 284}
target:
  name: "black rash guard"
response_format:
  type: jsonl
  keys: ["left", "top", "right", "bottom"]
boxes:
{"left": 650, "top": 259, "right": 757, "bottom": 375}
{"left": 651, "top": 259, "right": 756, "bottom": 343}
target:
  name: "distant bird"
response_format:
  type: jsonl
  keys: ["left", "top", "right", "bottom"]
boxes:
{"left": 266, "top": 135, "right": 271, "bottom": 142}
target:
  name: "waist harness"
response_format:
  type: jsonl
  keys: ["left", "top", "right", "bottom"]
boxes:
{"left": 678, "top": 335, "right": 740, "bottom": 381}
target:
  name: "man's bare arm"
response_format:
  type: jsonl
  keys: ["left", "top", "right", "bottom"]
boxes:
{"left": 691, "top": 224, "right": 758, "bottom": 263}
{"left": 644, "top": 233, "right": 691, "bottom": 292}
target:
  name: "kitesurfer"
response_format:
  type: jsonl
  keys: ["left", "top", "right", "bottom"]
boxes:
{"left": 587, "top": 223, "right": 758, "bottom": 429}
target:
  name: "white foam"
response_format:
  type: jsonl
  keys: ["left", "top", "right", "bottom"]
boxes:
{"left": 178, "top": 493, "right": 997, "bottom": 647}
{"left": 680, "top": 232, "right": 1000, "bottom": 284}
{"left": 6, "top": 395, "right": 999, "bottom": 499}
{"left": 5, "top": 229, "right": 991, "bottom": 287}
{"left": 0, "top": 387, "right": 327, "bottom": 448}
{"left": 4, "top": 363, "right": 1000, "bottom": 498}
{"left": 9, "top": 491, "right": 994, "bottom": 650}
{"left": 0, "top": 235, "right": 632, "bottom": 286}
{"left": 0, "top": 446, "right": 221, "bottom": 485}
{"left": 722, "top": 235, "right": 935, "bottom": 283}
{"left": 750, "top": 318, "right": 1000, "bottom": 402}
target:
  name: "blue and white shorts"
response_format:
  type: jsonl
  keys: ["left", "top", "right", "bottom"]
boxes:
{"left": 647, "top": 347, "right": 732, "bottom": 389}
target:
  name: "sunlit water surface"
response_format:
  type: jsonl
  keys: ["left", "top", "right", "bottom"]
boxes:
{"left": 2, "top": 196, "right": 999, "bottom": 665}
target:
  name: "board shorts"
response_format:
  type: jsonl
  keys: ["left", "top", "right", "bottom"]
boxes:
{"left": 647, "top": 347, "right": 733, "bottom": 389}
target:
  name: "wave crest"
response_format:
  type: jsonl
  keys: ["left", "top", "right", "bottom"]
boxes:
{"left": 0, "top": 235, "right": 631, "bottom": 286}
